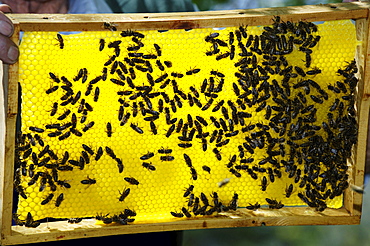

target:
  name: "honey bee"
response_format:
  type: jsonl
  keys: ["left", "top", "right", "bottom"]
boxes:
{"left": 24, "top": 212, "right": 40, "bottom": 228}
{"left": 164, "top": 60, "right": 172, "bottom": 68}
{"left": 181, "top": 207, "right": 192, "bottom": 218}
{"left": 81, "top": 176, "right": 96, "bottom": 185}
{"left": 41, "top": 193, "right": 54, "bottom": 205}
{"left": 127, "top": 45, "right": 141, "bottom": 51}
{"left": 13, "top": 213, "right": 25, "bottom": 226}
{"left": 261, "top": 176, "right": 268, "bottom": 191}
{"left": 99, "top": 38, "right": 105, "bottom": 51}
{"left": 81, "top": 144, "right": 94, "bottom": 155}
{"left": 58, "top": 131, "right": 71, "bottom": 141}
{"left": 195, "top": 116, "right": 208, "bottom": 126}
{"left": 103, "top": 22, "right": 117, "bottom": 31}
{"left": 55, "top": 193, "right": 64, "bottom": 207}
{"left": 246, "top": 202, "right": 260, "bottom": 211}
{"left": 229, "top": 192, "right": 238, "bottom": 210}
{"left": 143, "top": 54, "right": 157, "bottom": 59}
{"left": 120, "top": 112, "right": 131, "bottom": 126}
{"left": 285, "top": 184, "right": 293, "bottom": 198}
{"left": 95, "top": 147, "right": 103, "bottom": 161}
{"left": 213, "top": 148, "right": 222, "bottom": 161}
{"left": 120, "top": 30, "right": 144, "bottom": 38}
{"left": 15, "top": 184, "right": 27, "bottom": 199}
{"left": 150, "top": 121, "right": 158, "bottom": 135}
{"left": 210, "top": 70, "right": 225, "bottom": 77}
{"left": 202, "top": 165, "right": 211, "bottom": 174}
{"left": 57, "top": 109, "right": 71, "bottom": 121}
{"left": 47, "top": 103, "right": 58, "bottom": 117}
{"left": 153, "top": 43, "right": 162, "bottom": 56}
{"left": 229, "top": 168, "right": 241, "bottom": 178}
{"left": 165, "top": 124, "right": 175, "bottom": 138}
{"left": 158, "top": 147, "right": 173, "bottom": 154}
{"left": 295, "top": 66, "right": 306, "bottom": 77}
{"left": 34, "top": 134, "right": 44, "bottom": 147}
{"left": 205, "top": 32, "right": 219, "bottom": 42}
{"left": 305, "top": 53, "right": 311, "bottom": 68}
{"left": 55, "top": 33, "right": 64, "bottom": 49}
{"left": 178, "top": 143, "right": 192, "bottom": 149}
{"left": 216, "top": 52, "right": 230, "bottom": 60}
{"left": 81, "top": 150, "right": 90, "bottom": 164}
{"left": 189, "top": 167, "right": 198, "bottom": 180}
{"left": 105, "top": 146, "right": 117, "bottom": 159}
{"left": 110, "top": 78, "right": 125, "bottom": 86}
{"left": 57, "top": 180, "right": 71, "bottom": 189}
{"left": 142, "top": 162, "right": 156, "bottom": 171}
{"left": 182, "top": 153, "right": 192, "bottom": 167}
{"left": 186, "top": 68, "right": 201, "bottom": 75}
{"left": 93, "top": 87, "right": 100, "bottom": 102}
{"left": 170, "top": 211, "right": 184, "bottom": 218}
{"left": 116, "top": 158, "right": 124, "bottom": 173}
{"left": 29, "top": 126, "right": 44, "bottom": 133}
{"left": 118, "top": 188, "right": 131, "bottom": 202}
{"left": 266, "top": 198, "right": 284, "bottom": 209}
{"left": 140, "top": 152, "right": 154, "bottom": 160}
{"left": 82, "top": 121, "right": 95, "bottom": 132}
{"left": 124, "top": 177, "right": 139, "bottom": 185}
{"left": 106, "top": 122, "right": 113, "bottom": 137}
{"left": 46, "top": 85, "right": 59, "bottom": 94}
{"left": 49, "top": 72, "right": 60, "bottom": 83}
{"left": 160, "top": 156, "right": 175, "bottom": 161}
{"left": 80, "top": 68, "right": 88, "bottom": 83}
{"left": 68, "top": 218, "right": 83, "bottom": 224}
{"left": 183, "top": 185, "right": 194, "bottom": 197}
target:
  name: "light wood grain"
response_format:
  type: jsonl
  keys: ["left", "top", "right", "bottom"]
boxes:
{"left": 1, "top": 25, "right": 20, "bottom": 240}
{"left": 0, "top": 60, "right": 7, "bottom": 240}
{"left": 2, "top": 207, "right": 359, "bottom": 245}
{"left": 346, "top": 17, "right": 370, "bottom": 216}
{"left": 6, "top": 2, "right": 370, "bottom": 32}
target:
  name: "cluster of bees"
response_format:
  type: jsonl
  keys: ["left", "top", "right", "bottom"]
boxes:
{"left": 12, "top": 212, "right": 40, "bottom": 228}
{"left": 171, "top": 190, "right": 238, "bottom": 218}
{"left": 95, "top": 208, "right": 137, "bottom": 225}
{"left": 14, "top": 16, "right": 357, "bottom": 226}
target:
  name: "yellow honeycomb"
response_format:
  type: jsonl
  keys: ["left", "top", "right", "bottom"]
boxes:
{"left": 15, "top": 19, "right": 357, "bottom": 223}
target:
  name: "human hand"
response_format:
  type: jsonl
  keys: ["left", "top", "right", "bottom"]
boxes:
{"left": 0, "top": 4, "right": 18, "bottom": 64}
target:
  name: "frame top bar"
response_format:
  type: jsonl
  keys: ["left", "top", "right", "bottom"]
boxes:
{"left": 6, "top": 2, "right": 370, "bottom": 32}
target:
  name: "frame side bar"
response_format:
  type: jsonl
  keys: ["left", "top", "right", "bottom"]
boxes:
{"left": 1, "top": 23, "right": 20, "bottom": 243}
{"left": 346, "top": 8, "right": 370, "bottom": 216}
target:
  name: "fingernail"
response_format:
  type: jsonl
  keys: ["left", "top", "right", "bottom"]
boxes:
{"left": 0, "top": 20, "right": 12, "bottom": 36}
{"left": 8, "top": 46, "right": 19, "bottom": 63}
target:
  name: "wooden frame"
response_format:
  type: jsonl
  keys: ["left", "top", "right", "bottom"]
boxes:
{"left": 1, "top": 2, "right": 369, "bottom": 245}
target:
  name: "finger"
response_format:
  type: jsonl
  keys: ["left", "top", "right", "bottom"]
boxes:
{"left": 0, "top": 33, "right": 19, "bottom": 64}
{"left": 0, "top": 4, "right": 12, "bottom": 13}
{"left": 0, "top": 5, "right": 14, "bottom": 37}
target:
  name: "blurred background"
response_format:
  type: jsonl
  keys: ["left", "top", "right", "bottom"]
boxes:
{"left": 182, "top": 1, "right": 369, "bottom": 246}
{"left": 183, "top": 186, "right": 370, "bottom": 246}
{"left": 192, "top": 0, "right": 342, "bottom": 10}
